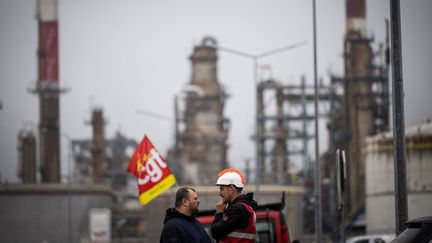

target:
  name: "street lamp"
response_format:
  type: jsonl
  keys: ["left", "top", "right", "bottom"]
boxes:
{"left": 215, "top": 41, "right": 307, "bottom": 86}
{"left": 312, "top": 0, "right": 323, "bottom": 241}
{"left": 135, "top": 84, "right": 204, "bottom": 124}
{"left": 211, "top": 41, "right": 307, "bottom": 201}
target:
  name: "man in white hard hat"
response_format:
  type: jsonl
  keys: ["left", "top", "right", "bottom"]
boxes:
{"left": 211, "top": 168, "right": 257, "bottom": 243}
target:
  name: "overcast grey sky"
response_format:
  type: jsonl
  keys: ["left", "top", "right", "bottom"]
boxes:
{"left": 1, "top": 0, "right": 431, "bottom": 183}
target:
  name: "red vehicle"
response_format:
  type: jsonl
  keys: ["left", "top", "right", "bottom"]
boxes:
{"left": 197, "top": 193, "right": 291, "bottom": 243}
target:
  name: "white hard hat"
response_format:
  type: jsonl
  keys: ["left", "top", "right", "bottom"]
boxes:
{"left": 215, "top": 168, "right": 245, "bottom": 188}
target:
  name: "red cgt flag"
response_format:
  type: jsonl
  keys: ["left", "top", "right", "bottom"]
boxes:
{"left": 127, "top": 135, "right": 176, "bottom": 205}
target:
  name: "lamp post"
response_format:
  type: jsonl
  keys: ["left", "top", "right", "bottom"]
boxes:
{"left": 390, "top": 0, "right": 408, "bottom": 235}
{"left": 312, "top": 0, "right": 322, "bottom": 241}
{"left": 212, "top": 41, "right": 306, "bottom": 201}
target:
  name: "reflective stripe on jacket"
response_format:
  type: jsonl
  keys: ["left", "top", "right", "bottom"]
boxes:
{"left": 219, "top": 202, "right": 256, "bottom": 243}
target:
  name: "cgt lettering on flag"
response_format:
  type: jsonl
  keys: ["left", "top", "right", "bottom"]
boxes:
{"left": 127, "top": 135, "right": 176, "bottom": 205}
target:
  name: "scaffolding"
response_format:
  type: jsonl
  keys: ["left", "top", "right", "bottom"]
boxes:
{"left": 255, "top": 78, "right": 332, "bottom": 185}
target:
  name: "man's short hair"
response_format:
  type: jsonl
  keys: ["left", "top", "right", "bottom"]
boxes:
{"left": 175, "top": 187, "right": 196, "bottom": 207}
{"left": 233, "top": 185, "right": 243, "bottom": 193}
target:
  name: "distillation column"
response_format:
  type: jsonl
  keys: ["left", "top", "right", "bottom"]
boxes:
{"left": 344, "top": 0, "right": 375, "bottom": 214}
{"left": 177, "top": 37, "right": 229, "bottom": 185}
{"left": 18, "top": 128, "right": 37, "bottom": 183}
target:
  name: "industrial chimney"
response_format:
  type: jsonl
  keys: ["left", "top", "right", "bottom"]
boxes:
{"left": 89, "top": 108, "right": 106, "bottom": 183}
{"left": 29, "top": 0, "right": 66, "bottom": 182}
{"left": 346, "top": 0, "right": 366, "bottom": 34}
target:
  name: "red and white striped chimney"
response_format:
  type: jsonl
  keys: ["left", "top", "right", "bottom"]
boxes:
{"left": 346, "top": 0, "right": 366, "bottom": 35}
{"left": 37, "top": 0, "right": 59, "bottom": 85}
{"left": 36, "top": 0, "right": 61, "bottom": 183}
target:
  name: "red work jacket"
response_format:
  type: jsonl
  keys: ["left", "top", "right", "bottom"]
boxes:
{"left": 219, "top": 202, "right": 257, "bottom": 243}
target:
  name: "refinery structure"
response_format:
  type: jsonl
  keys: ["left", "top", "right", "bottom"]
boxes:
{"left": 1, "top": 0, "right": 432, "bottom": 242}
{"left": 166, "top": 37, "right": 229, "bottom": 186}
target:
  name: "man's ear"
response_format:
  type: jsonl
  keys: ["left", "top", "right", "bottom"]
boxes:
{"left": 229, "top": 185, "right": 235, "bottom": 193}
{"left": 182, "top": 197, "right": 188, "bottom": 205}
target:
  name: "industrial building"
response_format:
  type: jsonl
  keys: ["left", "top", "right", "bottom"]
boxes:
{"left": 0, "top": 184, "right": 112, "bottom": 243}
{"left": 364, "top": 121, "right": 432, "bottom": 234}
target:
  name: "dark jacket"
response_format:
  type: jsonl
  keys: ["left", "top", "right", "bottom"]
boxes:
{"left": 160, "top": 208, "right": 212, "bottom": 243}
{"left": 210, "top": 192, "right": 258, "bottom": 242}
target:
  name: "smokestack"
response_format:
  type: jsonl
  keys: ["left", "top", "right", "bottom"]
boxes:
{"left": 90, "top": 108, "right": 106, "bottom": 183}
{"left": 33, "top": 0, "right": 63, "bottom": 182}
{"left": 346, "top": 0, "right": 366, "bottom": 35}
